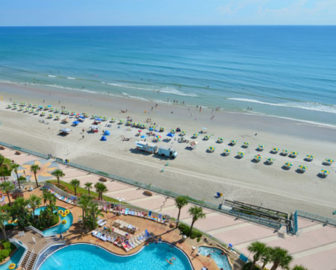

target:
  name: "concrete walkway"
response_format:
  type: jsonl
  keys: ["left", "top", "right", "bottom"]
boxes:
{"left": 3, "top": 147, "right": 336, "bottom": 270}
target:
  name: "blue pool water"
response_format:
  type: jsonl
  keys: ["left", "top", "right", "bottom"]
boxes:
{"left": 0, "top": 246, "right": 25, "bottom": 270}
{"left": 38, "top": 243, "right": 192, "bottom": 270}
{"left": 198, "top": 246, "right": 232, "bottom": 270}
{"left": 34, "top": 206, "right": 73, "bottom": 236}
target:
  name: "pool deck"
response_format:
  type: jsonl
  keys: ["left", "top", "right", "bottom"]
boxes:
{"left": 3, "top": 147, "right": 336, "bottom": 270}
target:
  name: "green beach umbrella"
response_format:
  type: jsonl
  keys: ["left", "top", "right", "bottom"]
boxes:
{"left": 192, "top": 133, "right": 198, "bottom": 139}
{"left": 237, "top": 151, "right": 244, "bottom": 159}
{"left": 253, "top": 154, "right": 262, "bottom": 162}
{"left": 242, "top": 142, "right": 249, "bottom": 148}
{"left": 289, "top": 151, "right": 298, "bottom": 158}
{"left": 207, "top": 146, "right": 215, "bottom": 153}
{"left": 265, "top": 157, "right": 274, "bottom": 165}
{"left": 203, "top": 135, "right": 209, "bottom": 141}
{"left": 217, "top": 137, "right": 223, "bottom": 143}
{"left": 281, "top": 149, "right": 288, "bottom": 156}
{"left": 230, "top": 139, "right": 237, "bottom": 146}
{"left": 257, "top": 144, "right": 264, "bottom": 151}
{"left": 271, "top": 147, "right": 279, "bottom": 154}
{"left": 320, "top": 169, "right": 330, "bottom": 177}
{"left": 223, "top": 149, "right": 231, "bottom": 156}
{"left": 283, "top": 162, "right": 293, "bottom": 169}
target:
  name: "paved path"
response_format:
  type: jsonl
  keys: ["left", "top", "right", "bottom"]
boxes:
{"left": 3, "top": 148, "right": 336, "bottom": 270}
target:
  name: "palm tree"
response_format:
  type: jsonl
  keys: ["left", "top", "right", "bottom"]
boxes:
{"left": 70, "top": 179, "right": 80, "bottom": 196}
{"left": 42, "top": 190, "right": 56, "bottom": 208}
{"left": 0, "top": 206, "right": 9, "bottom": 240}
{"left": 270, "top": 247, "right": 293, "bottom": 270}
{"left": 30, "top": 164, "right": 41, "bottom": 188}
{"left": 17, "top": 176, "right": 26, "bottom": 190}
{"left": 292, "top": 266, "right": 307, "bottom": 270}
{"left": 78, "top": 195, "right": 91, "bottom": 220}
{"left": 260, "top": 246, "right": 272, "bottom": 269}
{"left": 29, "top": 194, "right": 41, "bottom": 221}
{"left": 0, "top": 181, "right": 15, "bottom": 205}
{"left": 85, "top": 182, "right": 93, "bottom": 196}
{"left": 175, "top": 196, "right": 188, "bottom": 227}
{"left": 0, "top": 154, "right": 4, "bottom": 167}
{"left": 51, "top": 169, "right": 65, "bottom": 185}
{"left": 188, "top": 206, "right": 205, "bottom": 237}
{"left": 12, "top": 163, "right": 20, "bottom": 183}
{"left": 94, "top": 182, "right": 107, "bottom": 200}
{"left": 88, "top": 201, "right": 103, "bottom": 229}
{"left": 248, "top": 242, "right": 267, "bottom": 269}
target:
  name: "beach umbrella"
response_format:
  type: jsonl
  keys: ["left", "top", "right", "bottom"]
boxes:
{"left": 283, "top": 162, "right": 293, "bottom": 170}
{"left": 100, "top": 136, "right": 107, "bottom": 141}
{"left": 140, "top": 135, "right": 147, "bottom": 139}
{"left": 289, "top": 151, "right": 298, "bottom": 158}
{"left": 256, "top": 145, "right": 264, "bottom": 151}
{"left": 323, "top": 158, "right": 334, "bottom": 166}
{"left": 72, "top": 121, "right": 79, "bottom": 126}
{"left": 271, "top": 147, "right": 279, "bottom": 154}
{"left": 236, "top": 152, "right": 244, "bottom": 159}
{"left": 180, "top": 131, "right": 186, "bottom": 136}
{"left": 170, "top": 129, "right": 176, "bottom": 134}
{"left": 207, "top": 146, "right": 215, "bottom": 153}
{"left": 167, "top": 133, "right": 174, "bottom": 138}
{"left": 159, "top": 127, "right": 164, "bottom": 132}
{"left": 305, "top": 154, "right": 314, "bottom": 162}
{"left": 242, "top": 142, "right": 249, "bottom": 148}
{"left": 265, "top": 158, "right": 274, "bottom": 165}
{"left": 281, "top": 149, "right": 288, "bottom": 156}
{"left": 192, "top": 133, "right": 198, "bottom": 139}
{"left": 320, "top": 169, "right": 330, "bottom": 178}
{"left": 104, "top": 130, "right": 111, "bottom": 136}
{"left": 217, "top": 137, "right": 223, "bottom": 144}
{"left": 253, "top": 154, "right": 262, "bottom": 162}
{"left": 203, "top": 135, "right": 209, "bottom": 141}
{"left": 229, "top": 140, "right": 237, "bottom": 146}
{"left": 297, "top": 164, "right": 307, "bottom": 173}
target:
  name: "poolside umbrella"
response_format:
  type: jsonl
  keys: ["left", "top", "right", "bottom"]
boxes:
{"left": 100, "top": 136, "right": 107, "bottom": 141}
{"left": 104, "top": 130, "right": 111, "bottom": 136}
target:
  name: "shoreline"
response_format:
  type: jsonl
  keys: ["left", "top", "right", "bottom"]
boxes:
{"left": 0, "top": 82, "right": 336, "bottom": 218}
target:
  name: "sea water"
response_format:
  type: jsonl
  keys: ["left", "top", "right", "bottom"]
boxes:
{"left": 0, "top": 26, "right": 335, "bottom": 125}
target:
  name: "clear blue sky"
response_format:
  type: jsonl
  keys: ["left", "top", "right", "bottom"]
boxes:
{"left": 0, "top": 0, "right": 335, "bottom": 26}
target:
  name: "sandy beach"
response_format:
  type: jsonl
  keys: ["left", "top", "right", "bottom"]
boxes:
{"left": 1, "top": 81, "right": 335, "bottom": 217}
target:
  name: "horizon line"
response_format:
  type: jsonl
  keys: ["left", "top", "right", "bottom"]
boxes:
{"left": 0, "top": 24, "right": 336, "bottom": 27}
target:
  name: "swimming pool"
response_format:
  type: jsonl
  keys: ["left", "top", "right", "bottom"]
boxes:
{"left": 38, "top": 242, "right": 192, "bottom": 270}
{"left": 34, "top": 206, "right": 73, "bottom": 236}
{"left": 198, "top": 246, "right": 232, "bottom": 270}
{"left": 0, "top": 246, "right": 25, "bottom": 270}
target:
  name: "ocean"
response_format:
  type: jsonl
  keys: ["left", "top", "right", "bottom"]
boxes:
{"left": 0, "top": 26, "right": 335, "bottom": 125}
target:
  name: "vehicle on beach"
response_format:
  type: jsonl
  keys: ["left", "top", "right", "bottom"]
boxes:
{"left": 135, "top": 142, "right": 177, "bottom": 159}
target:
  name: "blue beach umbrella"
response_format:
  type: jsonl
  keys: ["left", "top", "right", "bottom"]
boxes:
{"left": 72, "top": 121, "right": 79, "bottom": 126}
{"left": 100, "top": 136, "right": 107, "bottom": 141}
{"left": 140, "top": 135, "right": 147, "bottom": 139}
{"left": 104, "top": 130, "right": 111, "bottom": 136}
{"left": 167, "top": 133, "right": 174, "bottom": 137}
{"left": 95, "top": 118, "right": 102, "bottom": 122}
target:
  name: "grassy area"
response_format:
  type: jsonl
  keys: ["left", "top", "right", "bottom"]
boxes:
{"left": 47, "top": 180, "right": 120, "bottom": 203}
{"left": 0, "top": 157, "right": 15, "bottom": 177}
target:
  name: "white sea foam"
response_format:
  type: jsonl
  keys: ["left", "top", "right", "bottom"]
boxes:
{"left": 47, "top": 74, "right": 57, "bottom": 78}
{"left": 228, "top": 98, "right": 336, "bottom": 114}
{"left": 121, "top": 92, "right": 149, "bottom": 101}
{"left": 67, "top": 77, "right": 75, "bottom": 80}
{"left": 159, "top": 87, "right": 198, "bottom": 97}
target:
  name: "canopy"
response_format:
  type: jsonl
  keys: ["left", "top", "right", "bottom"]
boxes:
{"left": 167, "top": 133, "right": 174, "bottom": 137}
{"left": 60, "top": 128, "right": 71, "bottom": 133}
{"left": 104, "top": 130, "right": 111, "bottom": 136}
{"left": 72, "top": 121, "right": 79, "bottom": 125}
{"left": 100, "top": 136, "right": 107, "bottom": 141}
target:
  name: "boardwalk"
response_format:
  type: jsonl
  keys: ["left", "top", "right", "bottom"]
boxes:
{"left": 2, "top": 147, "right": 336, "bottom": 270}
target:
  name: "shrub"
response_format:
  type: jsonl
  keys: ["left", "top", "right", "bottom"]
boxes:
{"left": 178, "top": 223, "right": 202, "bottom": 239}
{"left": 0, "top": 241, "right": 15, "bottom": 262}
{"left": 242, "top": 262, "right": 260, "bottom": 270}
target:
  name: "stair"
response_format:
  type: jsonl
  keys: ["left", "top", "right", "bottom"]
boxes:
{"left": 26, "top": 253, "right": 37, "bottom": 270}
{"left": 20, "top": 250, "right": 31, "bottom": 268}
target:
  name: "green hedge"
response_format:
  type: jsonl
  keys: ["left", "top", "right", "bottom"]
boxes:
{"left": 178, "top": 223, "right": 202, "bottom": 240}
{"left": 242, "top": 262, "right": 260, "bottom": 270}
{"left": 0, "top": 241, "right": 16, "bottom": 262}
